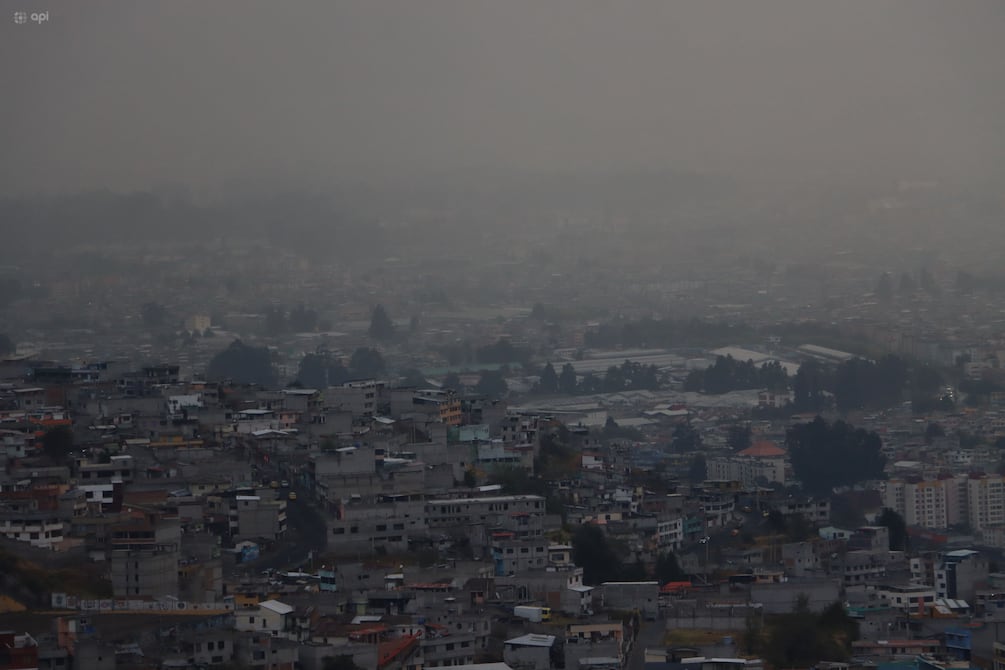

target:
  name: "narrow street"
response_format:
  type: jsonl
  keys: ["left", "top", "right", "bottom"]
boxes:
{"left": 627, "top": 616, "right": 666, "bottom": 670}
{"left": 247, "top": 457, "right": 328, "bottom": 573}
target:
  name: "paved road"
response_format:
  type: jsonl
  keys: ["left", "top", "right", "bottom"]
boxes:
{"left": 246, "top": 460, "right": 328, "bottom": 573}
{"left": 627, "top": 616, "right": 666, "bottom": 670}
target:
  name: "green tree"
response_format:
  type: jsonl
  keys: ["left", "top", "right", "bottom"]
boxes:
{"left": 572, "top": 524, "right": 624, "bottom": 585}
{"left": 603, "top": 365, "right": 626, "bottom": 392}
{"left": 743, "top": 613, "right": 764, "bottom": 656}
{"left": 0, "top": 333, "right": 13, "bottom": 356}
{"left": 206, "top": 339, "right": 277, "bottom": 387}
{"left": 399, "top": 368, "right": 428, "bottom": 388}
{"left": 463, "top": 468, "right": 477, "bottom": 488}
{"left": 442, "top": 372, "right": 463, "bottom": 393}
{"left": 787, "top": 417, "right": 886, "bottom": 495}
{"left": 671, "top": 422, "right": 702, "bottom": 452}
{"left": 475, "top": 370, "right": 508, "bottom": 398}
{"left": 655, "top": 552, "right": 686, "bottom": 583}
{"left": 368, "top": 304, "right": 395, "bottom": 341}
{"left": 297, "top": 353, "right": 349, "bottom": 388}
{"left": 791, "top": 360, "right": 826, "bottom": 412}
{"left": 558, "top": 364, "right": 578, "bottom": 395}
{"left": 602, "top": 416, "right": 643, "bottom": 442}
{"left": 877, "top": 508, "right": 909, "bottom": 551}
{"left": 578, "top": 372, "right": 603, "bottom": 395}
{"left": 687, "top": 454, "right": 707, "bottom": 483}
{"left": 288, "top": 303, "right": 318, "bottom": 332}
{"left": 348, "top": 347, "right": 386, "bottom": 379}
{"left": 537, "top": 362, "right": 559, "bottom": 394}
{"left": 925, "top": 422, "right": 945, "bottom": 444}
{"left": 727, "top": 424, "right": 752, "bottom": 452}
{"left": 41, "top": 425, "right": 74, "bottom": 464}
{"left": 323, "top": 655, "right": 363, "bottom": 670}
{"left": 476, "top": 338, "right": 529, "bottom": 365}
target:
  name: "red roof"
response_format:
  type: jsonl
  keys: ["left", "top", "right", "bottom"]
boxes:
{"left": 378, "top": 634, "right": 420, "bottom": 668}
{"left": 738, "top": 441, "right": 785, "bottom": 457}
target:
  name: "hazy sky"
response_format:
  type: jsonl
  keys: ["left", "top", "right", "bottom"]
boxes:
{"left": 3, "top": 0, "right": 1005, "bottom": 195}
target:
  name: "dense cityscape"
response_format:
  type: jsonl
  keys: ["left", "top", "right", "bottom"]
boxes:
{"left": 4, "top": 2, "right": 1005, "bottom": 670}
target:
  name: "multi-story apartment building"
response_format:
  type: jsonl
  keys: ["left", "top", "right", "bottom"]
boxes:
{"left": 326, "top": 498, "right": 427, "bottom": 556}
{"left": 706, "top": 441, "right": 786, "bottom": 487}
{"left": 490, "top": 524, "right": 550, "bottom": 576}
{"left": 655, "top": 517, "right": 685, "bottom": 551}
{"left": 205, "top": 490, "right": 287, "bottom": 543}
{"left": 109, "top": 511, "right": 182, "bottom": 598}
{"left": 884, "top": 474, "right": 1005, "bottom": 533}
{"left": 883, "top": 476, "right": 969, "bottom": 529}
{"left": 425, "top": 495, "right": 546, "bottom": 529}
{"left": 0, "top": 506, "right": 64, "bottom": 549}
{"left": 967, "top": 475, "right": 1005, "bottom": 532}
{"left": 0, "top": 485, "right": 68, "bottom": 549}
{"left": 936, "top": 549, "right": 989, "bottom": 602}
{"left": 327, "top": 380, "right": 379, "bottom": 417}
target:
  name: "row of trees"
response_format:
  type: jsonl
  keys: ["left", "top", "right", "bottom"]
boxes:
{"left": 750, "top": 599, "right": 859, "bottom": 668}
{"left": 584, "top": 317, "right": 753, "bottom": 349}
{"left": 874, "top": 268, "right": 940, "bottom": 302}
{"left": 0, "top": 333, "right": 13, "bottom": 356}
{"left": 204, "top": 340, "right": 393, "bottom": 389}
{"left": 683, "top": 356, "right": 788, "bottom": 394}
{"left": 439, "top": 370, "right": 510, "bottom": 398}
{"left": 534, "top": 360, "right": 661, "bottom": 395}
{"left": 206, "top": 340, "right": 277, "bottom": 387}
{"left": 786, "top": 354, "right": 946, "bottom": 414}
{"left": 570, "top": 524, "right": 686, "bottom": 585}
{"left": 296, "top": 348, "right": 387, "bottom": 388}
{"left": 787, "top": 417, "right": 887, "bottom": 496}
{"left": 437, "top": 337, "right": 533, "bottom": 368}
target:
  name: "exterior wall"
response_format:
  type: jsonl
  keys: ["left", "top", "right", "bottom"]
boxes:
{"left": 327, "top": 500, "right": 427, "bottom": 555}
{"left": 968, "top": 476, "right": 1005, "bottom": 531}
{"left": 422, "top": 631, "right": 481, "bottom": 668}
{"left": 425, "top": 495, "right": 546, "bottom": 528}
{"left": 777, "top": 499, "right": 830, "bottom": 523}
{"left": 491, "top": 537, "right": 551, "bottom": 576}
{"left": 601, "top": 582, "right": 659, "bottom": 617}
{"left": 311, "top": 446, "right": 377, "bottom": 477}
{"left": 707, "top": 456, "right": 785, "bottom": 487}
{"left": 0, "top": 511, "right": 64, "bottom": 548}
{"left": 655, "top": 517, "right": 684, "bottom": 550}
{"left": 884, "top": 477, "right": 976, "bottom": 530}
{"left": 110, "top": 548, "right": 180, "bottom": 598}
{"left": 936, "top": 551, "right": 989, "bottom": 602}
{"left": 504, "top": 643, "right": 552, "bottom": 670}
{"left": 749, "top": 579, "right": 842, "bottom": 613}
{"left": 327, "top": 382, "right": 377, "bottom": 417}
{"left": 877, "top": 586, "right": 936, "bottom": 611}
{"left": 231, "top": 497, "right": 287, "bottom": 542}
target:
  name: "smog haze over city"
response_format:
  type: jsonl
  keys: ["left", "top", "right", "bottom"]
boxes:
{"left": 4, "top": 2, "right": 1005, "bottom": 668}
